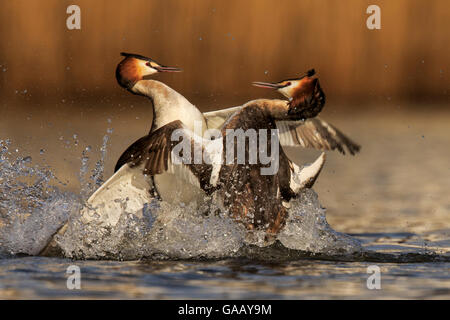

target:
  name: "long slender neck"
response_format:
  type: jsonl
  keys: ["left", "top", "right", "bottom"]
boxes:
{"left": 130, "top": 79, "right": 207, "bottom": 134}
{"left": 131, "top": 79, "right": 182, "bottom": 118}
{"left": 247, "top": 99, "right": 297, "bottom": 121}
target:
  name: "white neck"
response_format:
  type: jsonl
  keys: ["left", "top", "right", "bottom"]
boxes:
{"left": 131, "top": 80, "right": 206, "bottom": 134}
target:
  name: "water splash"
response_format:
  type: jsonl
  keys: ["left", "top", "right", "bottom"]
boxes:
{"left": 0, "top": 135, "right": 445, "bottom": 262}
{"left": 0, "top": 140, "right": 80, "bottom": 256}
{"left": 79, "top": 146, "right": 92, "bottom": 201}
{"left": 90, "top": 128, "right": 113, "bottom": 192}
{"left": 278, "top": 189, "right": 362, "bottom": 255}
{"left": 55, "top": 199, "right": 246, "bottom": 260}
{"left": 0, "top": 139, "right": 403, "bottom": 261}
{"left": 0, "top": 125, "right": 114, "bottom": 257}
{"left": 49, "top": 187, "right": 363, "bottom": 260}
{"left": 79, "top": 128, "right": 112, "bottom": 201}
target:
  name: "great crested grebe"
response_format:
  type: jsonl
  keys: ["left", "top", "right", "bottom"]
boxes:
{"left": 40, "top": 62, "right": 358, "bottom": 257}
{"left": 251, "top": 69, "right": 360, "bottom": 155}
{"left": 69, "top": 53, "right": 211, "bottom": 231}
{"left": 112, "top": 57, "right": 334, "bottom": 213}
{"left": 86, "top": 64, "right": 358, "bottom": 233}
{"left": 204, "top": 69, "right": 360, "bottom": 156}
{"left": 116, "top": 52, "right": 207, "bottom": 134}
{"left": 84, "top": 60, "right": 332, "bottom": 233}
{"left": 112, "top": 70, "right": 353, "bottom": 237}
{"left": 113, "top": 52, "right": 210, "bottom": 208}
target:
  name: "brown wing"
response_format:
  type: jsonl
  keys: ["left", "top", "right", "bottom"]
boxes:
{"left": 277, "top": 117, "right": 361, "bottom": 155}
{"left": 114, "top": 120, "right": 213, "bottom": 191}
{"left": 115, "top": 120, "right": 183, "bottom": 173}
{"left": 217, "top": 103, "right": 289, "bottom": 237}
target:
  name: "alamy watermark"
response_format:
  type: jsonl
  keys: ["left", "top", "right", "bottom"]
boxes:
{"left": 66, "top": 5, "right": 81, "bottom": 30}
{"left": 170, "top": 121, "right": 280, "bottom": 175}
{"left": 366, "top": 5, "right": 381, "bottom": 30}
{"left": 366, "top": 265, "right": 381, "bottom": 290}
{"left": 66, "top": 5, "right": 380, "bottom": 31}
{"left": 66, "top": 265, "right": 81, "bottom": 290}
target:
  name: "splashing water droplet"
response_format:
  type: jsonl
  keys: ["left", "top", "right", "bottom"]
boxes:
{"left": 0, "top": 140, "right": 80, "bottom": 256}
{"left": 22, "top": 156, "right": 32, "bottom": 163}
{"left": 0, "top": 133, "right": 366, "bottom": 260}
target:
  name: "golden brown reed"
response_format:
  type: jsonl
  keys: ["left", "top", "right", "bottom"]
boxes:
{"left": 0, "top": 0, "right": 448, "bottom": 108}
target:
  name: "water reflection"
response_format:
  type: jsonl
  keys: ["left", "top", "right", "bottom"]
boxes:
{"left": 0, "top": 108, "right": 449, "bottom": 298}
{"left": 0, "top": 253, "right": 449, "bottom": 299}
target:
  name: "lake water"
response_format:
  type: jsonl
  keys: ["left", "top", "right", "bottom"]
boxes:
{"left": 0, "top": 105, "right": 449, "bottom": 299}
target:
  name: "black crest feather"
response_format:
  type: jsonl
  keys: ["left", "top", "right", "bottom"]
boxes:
{"left": 306, "top": 69, "right": 316, "bottom": 77}
{"left": 120, "top": 52, "right": 153, "bottom": 62}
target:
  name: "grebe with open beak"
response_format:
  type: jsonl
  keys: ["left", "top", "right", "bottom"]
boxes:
{"left": 77, "top": 53, "right": 213, "bottom": 229}
{"left": 85, "top": 59, "right": 331, "bottom": 235}
{"left": 203, "top": 69, "right": 360, "bottom": 156}
{"left": 116, "top": 52, "right": 207, "bottom": 134}
{"left": 40, "top": 62, "right": 356, "bottom": 256}
{"left": 111, "top": 69, "right": 354, "bottom": 237}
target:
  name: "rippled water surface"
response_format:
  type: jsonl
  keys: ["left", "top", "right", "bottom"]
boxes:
{"left": 0, "top": 255, "right": 449, "bottom": 299}
{"left": 0, "top": 106, "right": 449, "bottom": 299}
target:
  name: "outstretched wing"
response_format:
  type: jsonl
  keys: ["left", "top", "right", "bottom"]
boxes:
{"left": 276, "top": 117, "right": 361, "bottom": 155}
{"left": 115, "top": 120, "right": 181, "bottom": 174}
{"left": 203, "top": 105, "right": 243, "bottom": 129}
{"left": 203, "top": 105, "right": 360, "bottom": 155}
{"left": 115, "top": 120, "right": 220, "bottom": 191}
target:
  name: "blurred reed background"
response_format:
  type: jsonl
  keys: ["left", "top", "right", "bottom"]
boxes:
{"left": 0, "top": 0, "right": 449, "bottom": 232}
{"left": 0, "top": 0, "right": 448, "bottom": 109}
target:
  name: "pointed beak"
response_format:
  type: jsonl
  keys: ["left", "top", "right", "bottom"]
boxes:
{"left": 154, "top": 65, "right": 182, "bottom": 73}
{"left": 252, "top": 81, "right": 282, "bottom": 89}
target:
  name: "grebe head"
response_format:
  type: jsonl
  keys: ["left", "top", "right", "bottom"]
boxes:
{"left": 253, "top": 69, "right": 317, "bottom": 99}
{"left": 253, "top": 69, "right": 325, "bottom": 119}
{"left": 116, "top": 52, "right": 182, "bottom": 90}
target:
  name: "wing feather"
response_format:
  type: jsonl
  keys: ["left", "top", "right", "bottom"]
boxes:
{"left": 277, "top": 117, "right": 360, "bottom": 155}
{"left": 203, "top": 105, "right": 243, "bottom": 129}
{"left": 115, "top": 120, "right": 217, "bottom": 191}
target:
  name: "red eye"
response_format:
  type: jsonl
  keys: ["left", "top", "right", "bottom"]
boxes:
{"left": 146, "top": 62, "right": 151, "bottom": 67}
